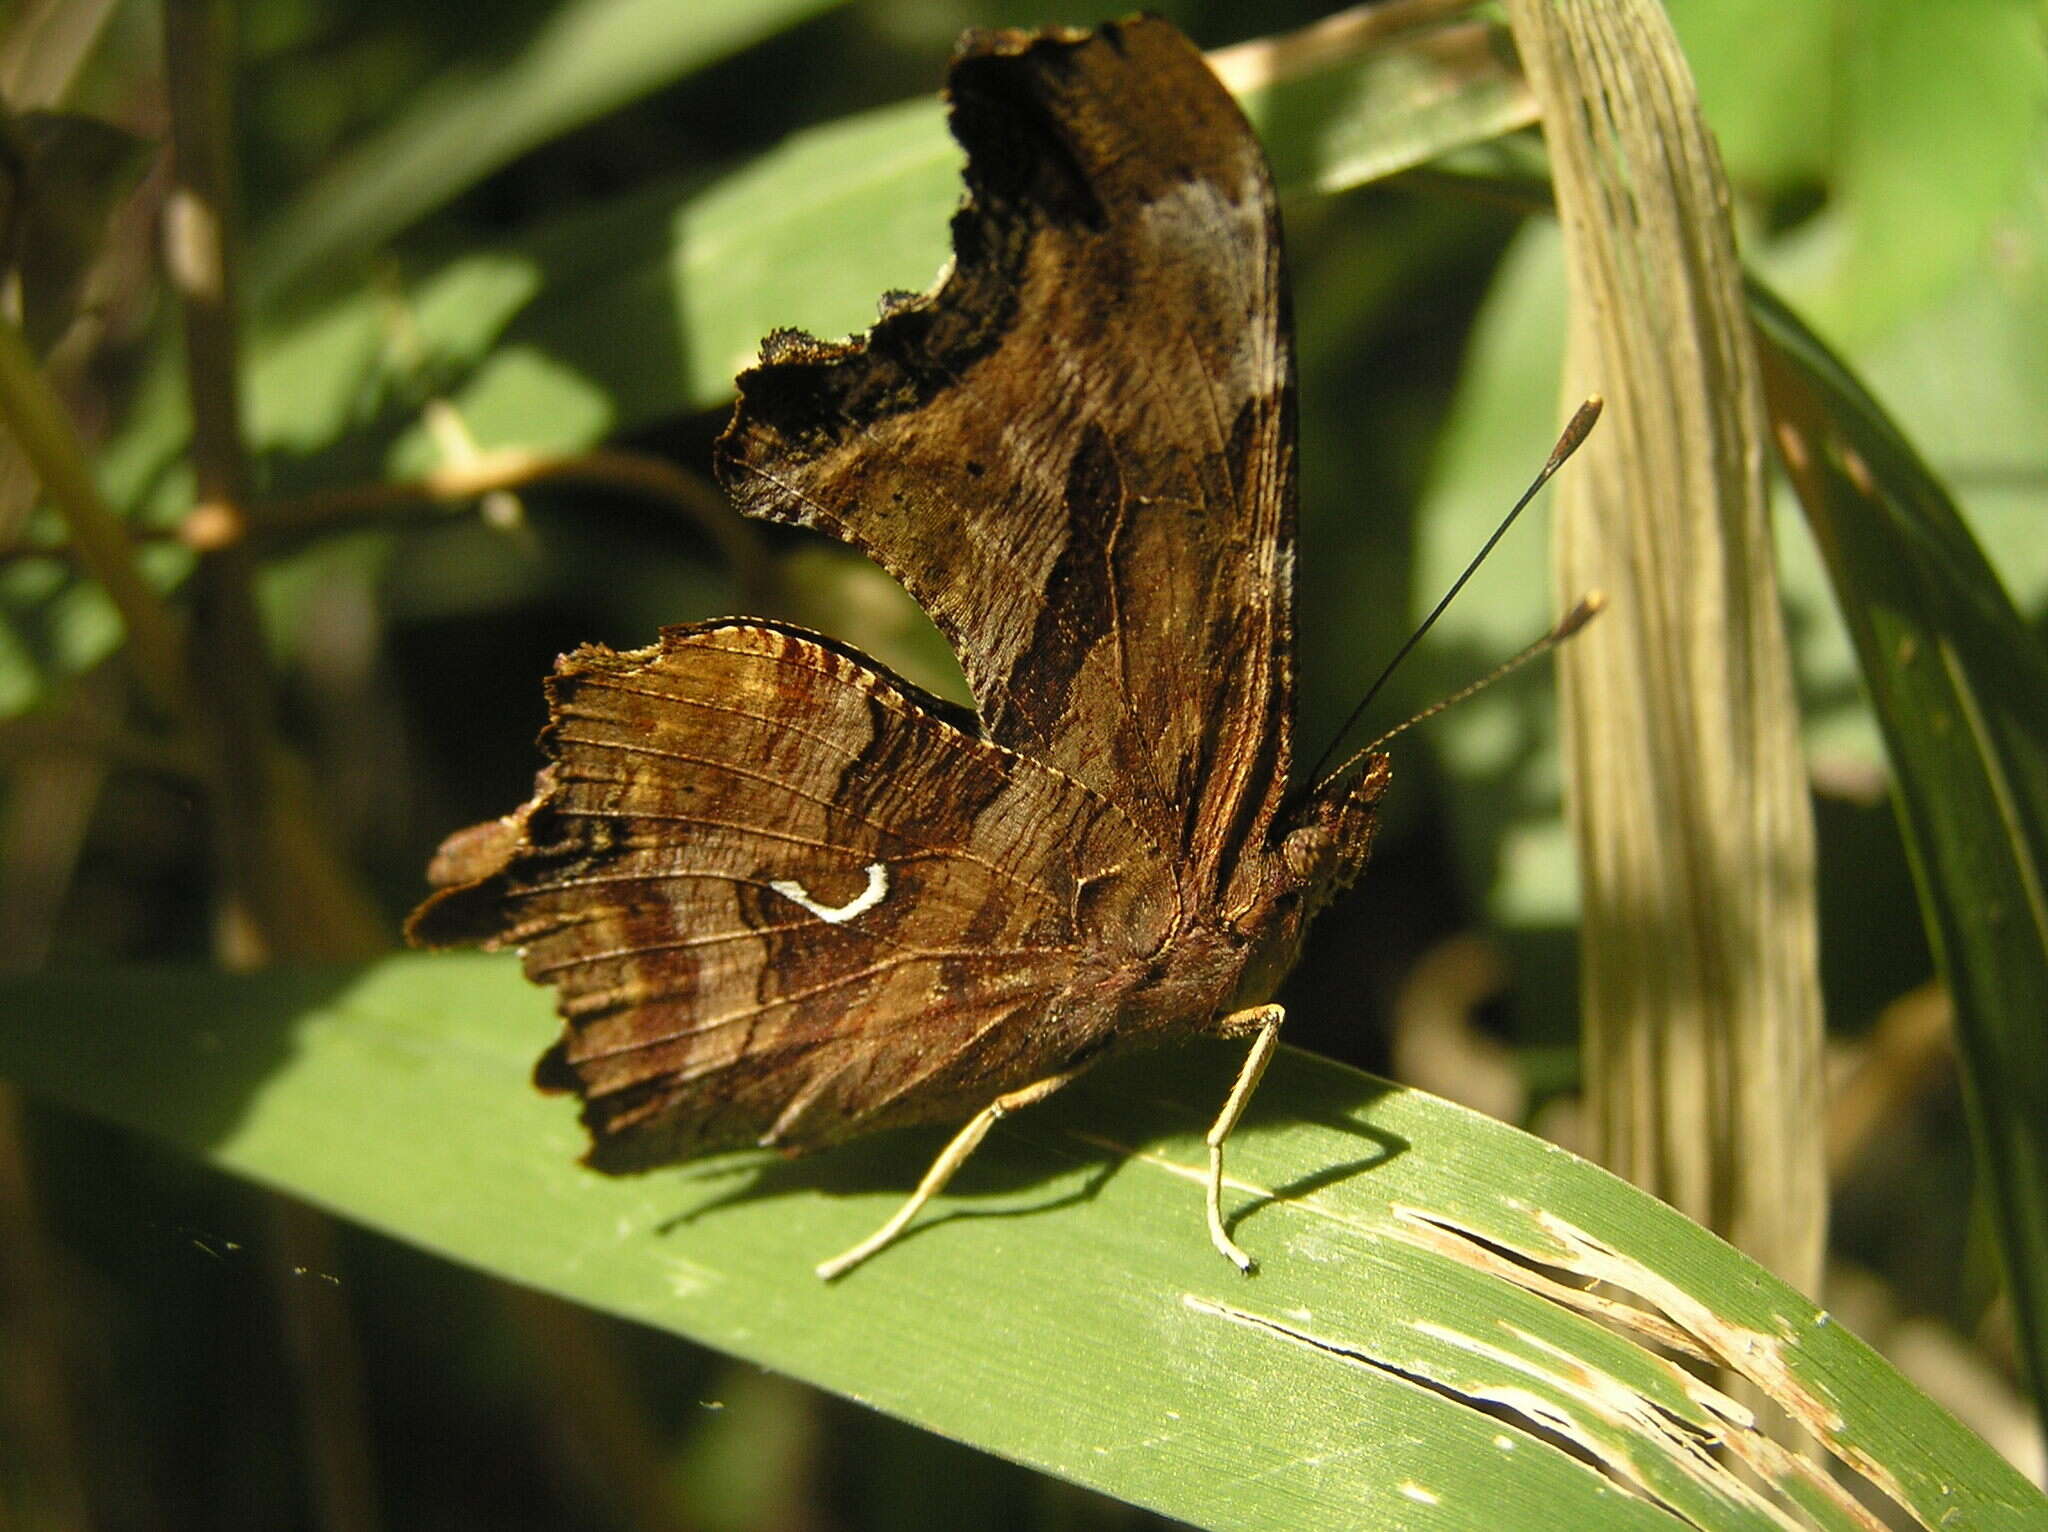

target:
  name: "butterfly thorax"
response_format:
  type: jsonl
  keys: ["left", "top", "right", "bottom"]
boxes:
{"left": 1084, "top": 752, "right": 1390, "bottom": 1052}
{"left": 1212, "top": 751, "right": 1392, "bottom": 1020}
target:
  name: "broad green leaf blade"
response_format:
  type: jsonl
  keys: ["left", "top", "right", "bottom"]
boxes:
{"left": 4, "top": 957, "right": 2038, "bottom": 1530}
{"left": 1754, "top": 281, "right": 2048, "bottom": 1417}
{"left": 246, "top": 0, "right": 846, "bottom": 302}
{"left": 1666, "top": 1, "right": 2047, "bottom": 348}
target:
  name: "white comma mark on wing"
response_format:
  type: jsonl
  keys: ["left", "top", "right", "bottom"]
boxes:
{"left": 769, "top": 862, "right": 890, "bottom": 925}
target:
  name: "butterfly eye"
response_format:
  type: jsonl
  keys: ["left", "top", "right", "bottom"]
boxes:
{"left": 1279, "top": 764, "right": 1386, "bottom": 893}
{"left": 1279, "top": 823, "right": 1336, "bottom": 887}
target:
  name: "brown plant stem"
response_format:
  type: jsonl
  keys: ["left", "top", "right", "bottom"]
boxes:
{"left": 161, "top": 8, "right": 384, "bottom": 1532}
{"left": 1826, "top": 982, "right": 1954, "bottom": 1182}
{"left": 239, "top": 443, "right": 771, "bottom": 603}
{"left": 161, "top": 0, "right": 382, "bottom": 964}
{"left": 265, "top": 1199, "right": 382, "bottom": 1532}
{"left": 1210, "top": 0, "right": 1483, "bottom": 95}
{"left": 498, "top": 1287, "right": 705, "bottom": 1532}
{"left": 0, "top": 707, "right": 205, "bottom": 778}
{"left": 0, "top": 1088, "right": 94, "bottom": 1532}
{"left": 0, "top": 314, "right": 191, "bottom": 723}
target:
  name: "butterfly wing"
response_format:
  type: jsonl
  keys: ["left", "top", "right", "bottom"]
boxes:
{"left": 715, "top": 19, "right": 1297, "bottom": 888}
{"left": 408, "top": 620, "right": 1176, "bottom": 1166}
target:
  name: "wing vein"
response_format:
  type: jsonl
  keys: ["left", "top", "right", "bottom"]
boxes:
{"left": 568, "top": 950, "right": 1052, "bottom": 1070}
{"left": 546, "top": 737, "right": 1062, "bottom": 911}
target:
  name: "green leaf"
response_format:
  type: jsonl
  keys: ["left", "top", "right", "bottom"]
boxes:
{"left": 1755, "top": 280, "right": 2048, "bottom": 1417}
{"left": 1664, "top": 0, "right": 1833, "bottom": 186}
{"left": 247, "top": 0, "right": 847, "bottom": 302}
{"left": 1404, "top": 221, "right": 1580, "bottom": 924}
{"left": 1412, "top": 2, "right": 2048, "bottom": 930}
{"left": 4, "top": 956, "right": 2038, "bottom": 1529}
{"left": 1226, "top": 15, "right": 1534, "bottom": 194}
{"left": 1796, "top": 0, "right": 2047, "bottom": 348}
{"left": 1670, "top": 0, "right": 2048, "bottom": 349}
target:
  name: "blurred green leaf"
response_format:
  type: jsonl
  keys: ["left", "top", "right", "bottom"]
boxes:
{"left": 1411, "top": 127, "right": 2048, "bottom": 922}
{"left": 248, "top": 0, "right": 848, "bottom": 302}
{"left": 1833, "top": 159, "right": 2048, "bottom": 622}
{"left": 4, "top": 955, "right": 2039, "bottom": 1529}
{"left": 1804, "top": 0, "right": 2047, "bottom": 348}
{"left": 1673, "top": 1, "right": 2048, "bottom": 349}
{"left": 1229, "top": 15, "right": 1532, "bottom": 194}
{"left": 424, "top": 92, "right": 962, "bottom": 456}
{"left": 1399, "top": 221, "right": 1577, "bottom": 925}
{"left": 0, "top": 541, "right": 190, "bottom": 716}
{"left": 1755, "top": 281, "right": 2048, "bottom": 1416}
{"left": 1664, "top": 0, "right": 1833, "bottom": 187}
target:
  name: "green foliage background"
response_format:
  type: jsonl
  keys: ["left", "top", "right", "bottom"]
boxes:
{"left": 2, "top": 0, "right": 2044, "bottom": 1526}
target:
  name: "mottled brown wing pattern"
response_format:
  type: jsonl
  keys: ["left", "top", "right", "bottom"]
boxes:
{"left": 408, "top": 620, "right": 1176, "bottom": 1168}
{"left": 714, "top": 20, "right": 1297, "bottom": 889}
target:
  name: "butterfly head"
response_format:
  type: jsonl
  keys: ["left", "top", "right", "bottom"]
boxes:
{"left": 1218, "top": 752, "right": 1391, "bottom": 1010}
{"left": 1277, "top": 751, "right": 1392, "bottom": 915}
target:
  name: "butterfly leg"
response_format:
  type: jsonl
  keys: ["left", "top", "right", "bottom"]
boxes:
{"left": 815, "top": 1067, "right": 1085, "bottom": 1281}
{"left": 1205, "top": 1004, "right": 1285, "bottom": 1272}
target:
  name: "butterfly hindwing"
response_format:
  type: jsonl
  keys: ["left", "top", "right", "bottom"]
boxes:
{"left": 408, "top": 620, "right": 1176, "bottom": 1165}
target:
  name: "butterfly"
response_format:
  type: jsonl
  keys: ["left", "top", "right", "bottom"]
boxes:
{"left": 408, "top": 17, "right": 1389, "bottom": 1278}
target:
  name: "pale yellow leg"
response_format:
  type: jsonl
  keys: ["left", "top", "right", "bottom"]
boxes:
{"left": 815, "top": 1068, "right": 1083, "bottom": 1281}
{"left": 1205, "top": 1005, "right": 1285, "bottom": 1272}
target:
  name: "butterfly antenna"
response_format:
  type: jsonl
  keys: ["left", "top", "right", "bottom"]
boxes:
{"left": 1304, "top": 395, "right": 1603, "bottom": 789}
{"left": 1340, "top": 593, "right": 1605, "bottom": 774}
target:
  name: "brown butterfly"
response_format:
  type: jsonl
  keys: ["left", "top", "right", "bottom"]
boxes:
{"left": 408, "top": 17, "right": 1391, "bottom": 1278}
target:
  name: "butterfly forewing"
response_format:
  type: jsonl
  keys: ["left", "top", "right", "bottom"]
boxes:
{"left": 715, "top": 21, "right": 1298, "bottom": 889}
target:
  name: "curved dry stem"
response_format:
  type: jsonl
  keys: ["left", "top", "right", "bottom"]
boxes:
{"left": 1505, "top": 0, "right": 1827, "bottom": 1292}
{"left": 244, "top": 445, "right": 769, "bottom": 600}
